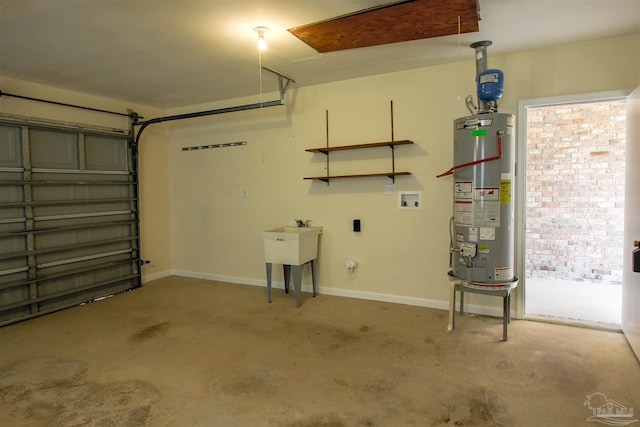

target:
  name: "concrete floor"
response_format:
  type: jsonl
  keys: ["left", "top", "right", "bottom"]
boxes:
{"left": 526, "top": 278, "right": 622, "bottom": 326}
{"left": 1, "top": 276, "right": 638, "bottom": 427}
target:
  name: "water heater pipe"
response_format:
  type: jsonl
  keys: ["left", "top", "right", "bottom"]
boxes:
{"left": 470, "top": 40, "right": 492, "bottom": 112}
{"left": 436, "top": 131, "right": 503, "bottom": 178}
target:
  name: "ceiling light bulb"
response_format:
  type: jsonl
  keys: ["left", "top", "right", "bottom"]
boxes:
{"left": 258, "top": 36, "right": 267, "bottom": 51}
{"left": 253, "top": 26, "right": 268, "bottom": 51}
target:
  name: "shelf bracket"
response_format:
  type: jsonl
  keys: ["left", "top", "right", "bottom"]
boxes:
{"left": 390, "top": 145, "right": 396, "bottom": 181}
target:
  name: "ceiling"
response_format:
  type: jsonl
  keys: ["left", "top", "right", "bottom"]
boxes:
{"left": 0, "top": 0, "right": 639, "bottom": 110}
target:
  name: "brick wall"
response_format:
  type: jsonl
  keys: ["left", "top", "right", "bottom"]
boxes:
{"left": 526, "top": 100, "right": 626, "bottom": 284}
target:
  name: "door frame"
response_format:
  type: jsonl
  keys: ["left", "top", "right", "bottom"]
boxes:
{"left": 622, "top": 86, "right": 640, "bottom": 359}
{"left": 515, "top": 89, "right": 632, "bottom": 319}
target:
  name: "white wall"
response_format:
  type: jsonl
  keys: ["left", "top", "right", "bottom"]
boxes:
{"left": 2, "top": 33, "right": 639, "bottom": 315}
{"left": 164, "top": 34, "right": 640, "bottom": 313}
{"left": 167, "top": 66, "right": 465, "bottom": 307}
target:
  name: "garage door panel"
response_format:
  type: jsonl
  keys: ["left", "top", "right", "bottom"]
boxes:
{"left": 37, "top": 214, "right": 133, "bottom": 229}
{"left": 0, "top": 184, "right": 23, "bottom": 202}
{"left": 85, "top": 136, "right": 128, "bottom": 171}
{"left": 31, "top": 185, "right": 81, "bottom": 202}
{"left": 35, "top": 238, "right": 134, "bottom": 265}
{"left": 0, "top": 258, "right": 28, "bottom": 275}
{"left": 31, "top": 184, "right": 131, "bottom": 202}
{"left": 0, "top": 126, "right": 22, "bottom": 168}
{"left": 0, "top": 235, "right": 26, "bottom": 255}
{"left": 33, "top": 201, "right": 133, "bottom": 218}
{"left": 0, "top": 305, "right": 31, "bottom": 325}
{"left": 37, "top": 256, "right": 135, "bottom": 279}
{"left": 0, "top": 120, "right": 140, "bottom": 326}
{"left": 38, "top": 279, "right": 134, "bottom": 312}
{"left": 39, "top": 266, "right": 133, "bottom": 297}
{"left": 0, "top": 282, "right": 30, "bottom": 305}
{"left": 30, "top": 129, "right": 80, "bottom": 169}
{"left": 0, "top": 271, "right": 28, "bottom": 287}
{"left": 31, "top": 171, "right": 130, "bottom": 180}
{"left": 0, "top": 222, "right": 26, "bottom": 233}
{"left": 0, "top": 170, "right": 24, "bottom": 180}
{"left": 0, "top": 209, "right": 24, "bottom": 222}
{"left": 87, "top": 185, "right": 132, "bottom": 199}
{"left": 34, "top": 224, "right": 132, "bottom": 249}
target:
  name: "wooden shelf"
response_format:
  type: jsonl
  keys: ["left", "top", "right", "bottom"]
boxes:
{"left": 306, "top": 140, "right": 413, "bottom": 155}
{"left": 304, "top": 171, "right": 411, "bottom": 183}
{"left": 305, "top": 103, "right": 414, "bottom": 183}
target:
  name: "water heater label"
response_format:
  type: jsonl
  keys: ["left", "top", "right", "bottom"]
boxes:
{"left": 454, "top": 201, "right": 473, "bottom": 226}
{"left": 500, "top": 179, "right": 512, "bottom": 205}
{"left": 475, "top": 188, "right": 499, "bottom": 201}
{"left": 480, "top": 227, "right": 496, "bottom": 240}
{"left": 479, "top": 73, "right": 500, "bottom": 84}
{"left": 494, "top": 267, "right": 513, "bottom": 281}
{"left": 473, "top": 187, "right": 500, "bottom": 227}
{"left": 454, "top": 181, "right": 473, "bottom": 199}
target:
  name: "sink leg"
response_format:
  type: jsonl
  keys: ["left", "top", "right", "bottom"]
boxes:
{"left": 310, "top": 259, "right": 317, "bottom": 297}
{"left": 266, "top": 263, "right": 273, "bottom": 303}
{"left": 283, "top": 265, "right": 291, "bottom": 294}
{"left": 292, "top": 265, "right": 302, "bottom": 308}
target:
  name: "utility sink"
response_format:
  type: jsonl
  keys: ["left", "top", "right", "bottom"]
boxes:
{"left": 263, "top": 226, "right": 323, "bottom": 265}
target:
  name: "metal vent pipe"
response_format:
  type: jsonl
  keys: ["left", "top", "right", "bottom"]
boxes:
{"left": 470, "top": 40, "right": 492, "bottom": 112}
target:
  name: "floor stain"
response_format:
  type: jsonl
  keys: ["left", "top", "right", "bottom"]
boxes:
{"left": 0, "top": 357, "right": 88, "bottom": 403}
{"left": 442, "top": 387, "right": 515, "bottom": 426}
{"left": 215, "top": 372, "right": 280, "bottom": 398}
{"left": 494, "top": 359, "right": 513, "bottom": 370}
{"left": 358, "top": 378, "right": 395, "bottom": 404}
{"left": 131, "top": 321, "right": 170, "bottom": 341}
{"left": 334, "top": 379, "right": 349, "bottom": 387}
{"left": 332, "top": 327, "right": 360, "bottom": 343}
{"left": 308, "top": 324, "right": 362, "bottom": 355}
{"left": 533, "top": 351, "right": 598, "bottom": 392}
{"left": 0, "top": 357, "right": 164, "bottom": 426}
{"left": 286, "top": 413, "right": 348, "bottom": 427}
{"left": 359, "top": 325, "right": 371, "bottom": 333}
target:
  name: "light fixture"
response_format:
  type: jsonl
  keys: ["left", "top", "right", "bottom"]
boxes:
{"left": 253, "top": 26, "right": 268, "bottom": 51}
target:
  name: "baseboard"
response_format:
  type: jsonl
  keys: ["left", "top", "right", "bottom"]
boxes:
{"left": 167, "top": 269, "right": 506, "bottom": 318}
{"left": 171, "top": 270, "right": 265, "bottom": 287}
{"left": 141, "top": 269, "right": 172, "bottom": 284}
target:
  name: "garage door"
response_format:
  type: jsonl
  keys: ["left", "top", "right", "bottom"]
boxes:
{"left": 0, "top": 119, "right": 140, "bottom": 326}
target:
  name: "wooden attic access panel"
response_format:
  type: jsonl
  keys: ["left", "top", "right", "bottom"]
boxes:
{"left": 288, "top": 0, "right": 479, "bottom": 53}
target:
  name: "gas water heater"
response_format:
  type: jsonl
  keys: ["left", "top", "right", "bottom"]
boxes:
{"left": 438, "top": 41, "right": 517, "bottom": 287}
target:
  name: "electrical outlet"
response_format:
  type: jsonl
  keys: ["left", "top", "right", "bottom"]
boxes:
{"left": 385, "top": 184, "right": 392, "bottom": 195}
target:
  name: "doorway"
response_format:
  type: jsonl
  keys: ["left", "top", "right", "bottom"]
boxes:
{"left": 521, "top": 96, "right": 627, "bottom": 327}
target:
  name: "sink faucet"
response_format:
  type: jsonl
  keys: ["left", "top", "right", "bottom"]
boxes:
{"left": 295, "top": 219, "right": 310, "bottom": 227}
